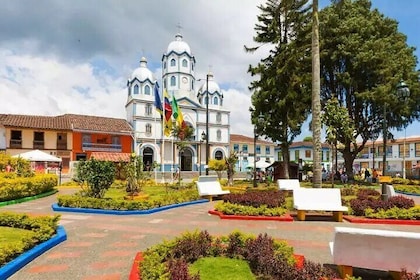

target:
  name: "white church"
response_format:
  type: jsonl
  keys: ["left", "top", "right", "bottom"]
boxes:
{"left": 125, "top": 33, "right": 231, "bottom": 172}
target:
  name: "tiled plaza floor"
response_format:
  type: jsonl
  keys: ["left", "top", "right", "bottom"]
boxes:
{"left": 1, "top": 189, "right": 420, "bottom": 280}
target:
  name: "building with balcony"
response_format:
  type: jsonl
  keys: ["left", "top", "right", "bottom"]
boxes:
{"left": 230, "top": 134, "right": 276, "bottom": 172}
{"left": 352, "top": 136, "right": 420, "bottom": 177}
{"left": 282, "top": 141, "right": 333, "bottom": 171}
{"left": 0, "top": 113, "right": 133, "bottom": 172}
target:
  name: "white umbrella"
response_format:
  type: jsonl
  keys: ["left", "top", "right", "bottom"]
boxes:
{"left": 247, "top": 160, "right": 271, "bottom": 169}
{"left": 12, "top": 150, "right": 62, "bottom": 162}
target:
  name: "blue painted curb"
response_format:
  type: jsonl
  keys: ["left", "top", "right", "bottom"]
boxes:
{"left": 0, "top": 225, "right": 67, "bottom": 280}
{"left": 395, "top": 190, "right": 420, "bottom": 197}
{"left": 51, "top": 199, "right": 209, "bottom": 215}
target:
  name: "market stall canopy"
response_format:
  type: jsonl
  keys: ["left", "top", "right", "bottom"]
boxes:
{"left": 12, "top": 150, "right": 62, "bottom": 162}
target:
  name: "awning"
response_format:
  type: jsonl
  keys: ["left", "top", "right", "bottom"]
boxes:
{"left": 90, "top": 152, "right": 131, "bottom": 162}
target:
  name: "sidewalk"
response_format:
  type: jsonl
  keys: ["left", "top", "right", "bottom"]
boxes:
{"left": 1, "top": 189, "right": 420, "bottom": 280}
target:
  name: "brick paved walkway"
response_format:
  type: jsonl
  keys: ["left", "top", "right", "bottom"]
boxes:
{"left": 1, "top": 189, "right": 420, "bottom": 280}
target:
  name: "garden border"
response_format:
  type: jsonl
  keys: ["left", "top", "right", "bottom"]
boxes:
{"left": 0, "top": 225, "right": 67, "bottom": 279}
{"left": 51, "top": 199, "right": 209, "bottom": 215}
{"left": 395, "top": 190, "right": 420, "bottom": 197}
{"left": 208, "top": 209, "right": 294, "bottom": 221}
{"left": 0, "top": 189, "right": 58, "bottom": 207}
{"left": 343, "top": 216, "right": 420, "bottom": 225}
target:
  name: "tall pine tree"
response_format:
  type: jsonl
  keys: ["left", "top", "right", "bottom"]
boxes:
{"left": 246, "top": 0, "right": 312, "bottom": 179}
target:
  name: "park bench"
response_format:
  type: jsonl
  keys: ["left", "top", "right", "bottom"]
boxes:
{"left": 292, "top": 188, "right": 348, "bottom": 222}
{"left": 330, "top": 226, "right": 420, "bottom": 279}
{"left": 196, "top": 175, "right": 230, "bottom": 201}
{"left": 277, "top": 179, "right": 301, "bottom": 191}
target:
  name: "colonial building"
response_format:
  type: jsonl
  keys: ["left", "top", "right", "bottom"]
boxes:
{"left": 0, "top": 114, "right": 133, "bottom": 172}
{"left": 125, "top": 33, "right": 230, "bottom": 172}
{"left": 282, "top": 141, "right": 333, "bottom": 171}
{"left": 230, "top": 134, "right": 276, "bottom": 172}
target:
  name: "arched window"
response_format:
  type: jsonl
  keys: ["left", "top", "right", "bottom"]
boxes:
{"left": 191, "top": 63, "right": 194, "bottom": 71}
{"left": 217, "top": 129, "right": 222, "bottom": 141}
{"left": 205, "top": 96, "right": 209, "bottom": 105}
{"left": 220, "top": 99, "right": 223, "bottom": 106}
{"left": 216, "top": 112, "right": 222, "bottom": 123}
{"left": 170, "top": 59, "right": 176, "bottom": 67}
{"left": 214, "top": 97, "right": 218, "bottom": 105}
{"left": 163, "top": 61, "right": 166, "bottom": 69}
{"left": 192, "top": 80, "right": 194, "bottom": 90}
{"left": 163, "top": 79, "right": 167, "bottom": 88}
{"left": 215, "top": 150, "right": 223, "bottom": 160}
{"left": 146, "top": 123, "right": 152, "bottom": 135}
{"left": 144, "top": 85, "right": 151, "bottom": 95}
{"left": 133, "top": 85, "right": 139, "bottom": 95}
{"left": 182, "top": 59, "right": 188, "bottom": 67}
{"left": 170, "top": 76, "right": 176, "bottom": 86}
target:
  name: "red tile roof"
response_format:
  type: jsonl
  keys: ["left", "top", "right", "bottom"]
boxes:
{"left": 290, "top": 141, "right": 331, "bottom": 148}
{"left": 0, "top": 113, "right": 132, "bottom": 134}
{"left": 230, "top": 134, "right": 273, "bottom": 145}
{"left": 90, "top": 152, "right": 131, "bottom": 162}
{"left": 0, "top": 114, "right": 69, "bottom": 130}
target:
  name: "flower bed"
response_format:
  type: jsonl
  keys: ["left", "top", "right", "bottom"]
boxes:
{"left": 136, "top": 230, "right": 340, "bottom": 280}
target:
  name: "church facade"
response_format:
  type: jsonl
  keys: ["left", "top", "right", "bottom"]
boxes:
{"left": 125, "top": 33, "right": 230, "bottom": 172}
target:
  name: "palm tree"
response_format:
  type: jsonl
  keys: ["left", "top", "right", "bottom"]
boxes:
{"left": 312, "top": 0, "right": 322, "bottom": 188}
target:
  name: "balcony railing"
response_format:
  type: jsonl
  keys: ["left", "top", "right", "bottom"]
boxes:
{"left": 56, "top": 142, "right": 67, "bottom": 150}
{"left": 10, "top": 139, "right": 22, "bottom": 148}
{"left": 82, "top": 142, "right": 122, "bottom": 152}
{"left": 33, "top": 140, "right": 44, "bottom": 149}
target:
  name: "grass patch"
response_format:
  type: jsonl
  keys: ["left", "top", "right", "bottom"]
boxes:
{"left": 0, "top": 226, "right": 36, "bottom": 246}
{"left": 189, "top": 257, "right": 255, "bottom": 280}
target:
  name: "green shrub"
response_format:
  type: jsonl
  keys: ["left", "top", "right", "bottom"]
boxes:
{"left": 394, "top": 185, "right": 420, "bottom": 195}
{"left": 0, "top": 174, "right": 57, "bottom": 202}
{"left": 364, "top": 206, "right": 420, "bottom": 220}
{"left": 75, "top": 158, "right": 115, "bottom": 198}
{"left": 215, "top": 201, "right": 288, "bottom": 217}
{"left": 57, "top": 188, "right": 200, "bottom": 210}
{"left": 0, "top": 212, "right": 60, "bottom": 266}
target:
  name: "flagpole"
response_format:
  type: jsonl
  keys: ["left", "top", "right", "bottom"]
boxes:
{"left": 154, "top": 110, "right": 157, "bottom": 183}
{"left": 161, "top": 88, "right": 165, "bottom": 184}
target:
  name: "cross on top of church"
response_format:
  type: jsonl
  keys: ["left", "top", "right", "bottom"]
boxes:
{"left": 176, "top": 22, "right": 182, "bottom": 34}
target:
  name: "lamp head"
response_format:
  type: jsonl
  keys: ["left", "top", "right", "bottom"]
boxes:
{"left": 396, "top": 80, "right": 410, "bottom": 99}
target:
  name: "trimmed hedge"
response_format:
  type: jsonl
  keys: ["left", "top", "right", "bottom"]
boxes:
{"left": 0, "top": 212, "right": 60, "bottom": 266}
{"left": 0, "top": 174, "right": 57, "bottom": 202}
{"left": 57, "top": 188, "right": 201, "bottom": 210}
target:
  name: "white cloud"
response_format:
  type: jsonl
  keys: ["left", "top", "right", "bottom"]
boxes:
{"left": 0, "top": 49, "right": 126, "bottom": 118}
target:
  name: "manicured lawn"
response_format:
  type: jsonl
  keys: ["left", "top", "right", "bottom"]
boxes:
{"left": 189, "top": 257, "right": 255, "bottom": 280}
{"left": 103, "top": 183, "right": 186, "bottom": 199}
{"left": 0, "top": 226, "right": 36, "bottom": 246}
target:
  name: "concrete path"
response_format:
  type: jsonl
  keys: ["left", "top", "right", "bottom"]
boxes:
{"left": 1, "top": 188, "right": 420, "bottom": 280}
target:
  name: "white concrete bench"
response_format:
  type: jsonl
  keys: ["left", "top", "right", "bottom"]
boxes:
{"left": 277, "top": 179, "right": 301, "bottom": 191}
{"left": 293, "top": 188, "right": 348, "bottom": 222}
{"left": 386, "top": 184, "right": 397, "bottom": 197}
{"left": 196, "top": 175, "right": 230, "bottom": 201}
{"left": 330, "top": 227, "right": 420, "bottom": 279}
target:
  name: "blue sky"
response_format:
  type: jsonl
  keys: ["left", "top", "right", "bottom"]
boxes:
{"left": 0, "top": 0, "right": 418, "bottom": 141}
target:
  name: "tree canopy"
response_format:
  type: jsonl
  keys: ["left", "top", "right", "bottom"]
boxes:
{"left": 320, "top": 0, "right": 420, "bottom": 177}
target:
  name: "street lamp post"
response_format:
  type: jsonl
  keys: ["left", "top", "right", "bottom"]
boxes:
{"left": 253, "top": 113, "right": 264, "bottom": 188}
{"left": 403, "top": 125, "right": 407, "bottom": 179}
{"left": 199, "top": 131, "right": 206, "bottom": 176}
{"left": 205, "top": 73, "right": 210, "bottom": 175}
{"left": 381, "top": 80, "right": 410, "bottom": 200}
